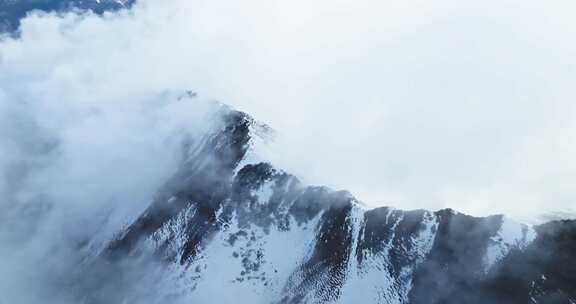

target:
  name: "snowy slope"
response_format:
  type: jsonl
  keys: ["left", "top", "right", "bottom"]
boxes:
{"left": 69, "top": 91, "right": 576, "bottom": 304}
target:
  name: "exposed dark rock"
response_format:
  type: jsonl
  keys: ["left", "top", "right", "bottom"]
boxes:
{"left": 89, "top": 105, "right": 576, "bottom": 304}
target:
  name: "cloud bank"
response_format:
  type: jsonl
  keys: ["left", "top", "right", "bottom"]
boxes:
{"left": 1, "top": 0, "right": 576, "bottom": 233}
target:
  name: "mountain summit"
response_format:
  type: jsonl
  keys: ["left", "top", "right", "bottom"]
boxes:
{"left": 70, "top": 92, "right": 576, "bottom": 304}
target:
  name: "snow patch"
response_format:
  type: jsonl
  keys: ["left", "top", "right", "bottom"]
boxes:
{"left": 234, "top": 122, "right": 274, "bottom": 175}
{"left": 142, "top": 209, "right": 323, "bottom": 303}
{"left": 483, "top": 216, "right": 536, "bottom": 273}
{"left": 251, "top": 180, "right": 275, "bottom": 206}
{"left": 339, "top": 210, "right": 439, "bottom": 304}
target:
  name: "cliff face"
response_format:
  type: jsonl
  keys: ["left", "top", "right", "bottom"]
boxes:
{"left": 75, "top": 95, "right": 575, "bottom": 304}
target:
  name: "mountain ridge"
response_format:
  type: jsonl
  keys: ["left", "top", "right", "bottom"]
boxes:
{"left": 73, "top": 92, "right": 575, "bottom": 304}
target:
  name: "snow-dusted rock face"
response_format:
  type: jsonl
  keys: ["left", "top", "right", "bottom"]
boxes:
{"left": 71, "top": 99, "right": 576, "bottom": 304}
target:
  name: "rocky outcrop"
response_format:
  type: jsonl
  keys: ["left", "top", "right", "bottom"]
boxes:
{"left": 76, "top": 96, "right": 575, "bottom": 303}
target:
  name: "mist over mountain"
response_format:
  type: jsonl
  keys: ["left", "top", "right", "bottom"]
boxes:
{"left": 77, "top": 95, "right": 574, "bottom": 304}
{"left": 1, "top": 1, "right": 576, "bottom": 303}
{"left": 1, "top": 91, "right": 575, "bottom": 303}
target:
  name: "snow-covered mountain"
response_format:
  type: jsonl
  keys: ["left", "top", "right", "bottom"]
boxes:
{"left": 68, "top": 92, "right": 576, "bottom": 304}
{"left": 2, "top": 2, "right": 575, "bottom": 302}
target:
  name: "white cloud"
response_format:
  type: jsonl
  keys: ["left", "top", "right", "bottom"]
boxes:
{"left": 2, "top": 0, "right": 576, "bottom": 228}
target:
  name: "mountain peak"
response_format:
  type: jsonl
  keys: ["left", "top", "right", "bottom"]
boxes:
{"left": 71, "top": 95, "right": 576, "bottom": 303}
